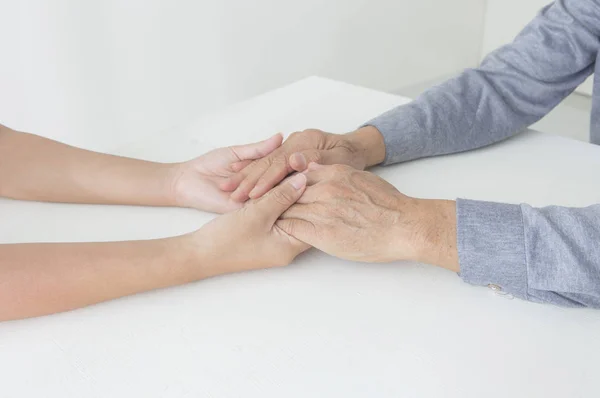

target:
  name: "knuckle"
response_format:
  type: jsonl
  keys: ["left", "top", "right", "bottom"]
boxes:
{"left": 270, "top": 155, "right": 288, "bottom": 166}
{"left": 238, "top": 177, "right": 255, "bottom": 191}
{"left": 302, "top": 129, "right": 323, "bottom": 140}
{"left": 302, "top": 150, "right": 323, "bottom": 163}
{"left": 304, "top": 150, "right": 322, "bottom": 162}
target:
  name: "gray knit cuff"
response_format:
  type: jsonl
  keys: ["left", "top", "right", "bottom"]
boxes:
{"left": 456, "top": 198, "right": 529, "bottom": 300}
{"left": 360, "top": 103, "right": 426, "bottom": 166}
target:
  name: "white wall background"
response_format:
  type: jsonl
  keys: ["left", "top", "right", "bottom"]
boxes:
{"left": 481, "top": 0, "right": 594, "bottom": 96}
{"left": 0, "top": 0, "right": 486, "bottom": 150}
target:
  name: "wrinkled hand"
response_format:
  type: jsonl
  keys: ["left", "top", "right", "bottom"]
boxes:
{"left": 221, "top": 128, "right": 381, "bottom": 203}
{"left": 277, "top": 163, "right": 458, "bottom": 268}
{"left": 169, "top": 134, "right": 283, "bottom": 213}
{"left": 194, "top": 173, "right": 310, "bottom": 275}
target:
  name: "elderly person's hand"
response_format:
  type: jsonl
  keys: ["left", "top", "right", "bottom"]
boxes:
{"left": 277, "top": 163, "right": 459, "bottom": 271}
{"left": 220, "top": 127, "right": 386, "bottom": 202}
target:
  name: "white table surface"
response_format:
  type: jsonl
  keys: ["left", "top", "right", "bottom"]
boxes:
{"left": 2, "top": 76, "right": 600, "bottom": 398}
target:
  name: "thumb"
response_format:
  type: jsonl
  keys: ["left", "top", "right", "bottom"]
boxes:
{"left": 290, "top": 147, "right": 353, "bottom": 172}
{"left": 254, "top": 173, "right": 306, "bottom": 224}
{"left": 275, "top": 218, "right": 316, "bottom": 246}
{"left": 289, "top": 150, "right": 329, "bottom": 172}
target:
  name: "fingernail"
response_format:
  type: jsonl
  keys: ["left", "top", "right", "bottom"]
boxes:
{"left": 248, "top": 187, "right": 260, "bottom": 198}
{"left": 289, "top": 173, "right": 306, "bottom": 190}
{"left": 291, "top": 152, "right": 307, "bottom": 168}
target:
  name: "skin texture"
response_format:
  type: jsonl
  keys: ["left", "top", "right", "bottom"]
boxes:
{"left": 221, "top": 126, "right": 386, "bottom": 202}
{"left": 0, "top": 124, "right": 282, "bottom": 213}
{"left": 170, "top": 133, "right": 284, "bottom": 213}
{"left": 278, "top": 163, "right": 459, "bottom": 271}
{"left": 0, "top": 123, "right": 305, "bottom": 321}
{"left": 0, "top": 122, "right": 458, "bottom": 321}
{"left": 0, "top": 173, "right": 308, "bottom": 322}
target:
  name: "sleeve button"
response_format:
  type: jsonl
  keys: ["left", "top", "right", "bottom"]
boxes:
{"left": 488, "top": 284, "right": 502, "bottom": 292}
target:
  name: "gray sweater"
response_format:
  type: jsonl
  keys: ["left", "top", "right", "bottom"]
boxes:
{"left": 365, "top": 0, "right": 600, "bottom": 307}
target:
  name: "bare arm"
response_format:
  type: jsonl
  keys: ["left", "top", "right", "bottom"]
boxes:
{"left": 0, "top": 173, "right": 308, "bottom": 322}
{"left": 0, "top": 124, "right": 174, "bottom": 206}
{"left": 0, "top": 124, "right": 282, "bottom": 212}
{"left": 0, "top": 237, "right": 195, "bottom": 320}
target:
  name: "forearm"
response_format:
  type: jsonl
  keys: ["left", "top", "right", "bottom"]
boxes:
{"left": 357, "top": 0, "right": 598, "bottom": 165}
{"left": 0, "top": 232, "right": 220, "bottom": 322}
{"left": 0, "top": 125, "right": 177, "bottom": 206}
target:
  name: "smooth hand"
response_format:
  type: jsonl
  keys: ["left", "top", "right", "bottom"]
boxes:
{"left": 221, "top": 126, "right": 386, "bottom": 202}
{"left": 0, "top": 172, "right": 309, "bottom": 322}
{"left": 277, "top": 164, "right": 459, "bottom": 270}
{"left": 189, "top": 173, "right": 311, "bottom": 276}
{"left": 169, "top": 134, "right": 283, "bottom": 213}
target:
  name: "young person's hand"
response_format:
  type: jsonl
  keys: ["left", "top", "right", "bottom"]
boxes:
{"left": 169, "top": 134, "right": 283, "bottom": 213}
{"left": 191, "top": 173, "right": 310, "bottom": 276}
{"left": 0, "top": 125, "right": 282, "bottom": 212}
{"left": 0, "top": 173, "right": 309, "bottom": 322}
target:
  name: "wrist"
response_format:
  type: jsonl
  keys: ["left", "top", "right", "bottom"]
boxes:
{"left": 179, "top": 226, "right": 239, "bottom": 280}
{"left": 163, "top": 162, "right": 188, "bottom": 208}
{"left": 153, "top": 233, "right": 206, "bottom": 285}
{"left": 413, "top": 199, "right": 460, "bottom": 272}
{"left": 346, "top": 126, "right": 386, "bottom": 168}
{"left": 170, "top": 229, "right": 224, "bottom": 282}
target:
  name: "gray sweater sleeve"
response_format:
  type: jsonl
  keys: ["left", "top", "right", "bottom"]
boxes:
{"left": 363, "top": 0, "right": 600, "bottom": 307}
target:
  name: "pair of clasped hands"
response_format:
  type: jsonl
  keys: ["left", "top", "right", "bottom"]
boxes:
{"left": 0, "top": 125, "right": 457, "bottom": 321}
{"left": 183, "top": 127, "right": 455, "bottom": 278}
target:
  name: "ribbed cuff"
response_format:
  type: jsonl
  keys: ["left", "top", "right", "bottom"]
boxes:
{"left": 360, "top": 103, "right": 426, "bottom": 166}
{"left": 457, "top": 199, "right": 529, "bottom": 300}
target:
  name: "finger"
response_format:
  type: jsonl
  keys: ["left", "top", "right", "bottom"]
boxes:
{"left": 230, "top": 160, "right": 272, "bottom": 201}
{"left": 229, "top": 133, "right": 283, "bottom": 161}
{"left": 253, "top": 173, "right": 307, "bottom": 224}
{"left": 289, "top": 152, "right": 308, "bottom": 172}
{"left": 197, "top": 190, "right": 244, "bottom": 214}
{"left": 219, "top": 171, "right": 246, "bottom": 192}
{"left": 220, "top": 167, "right": 252, "bottom": 193}
{"left": 303, "top": 163, "right": 340, "bottom": 185}
{"left": 230, "top": 159, "right": 252, "bottom": 172}
{"left": 289, "top": 144, "right": 361, "bottom": 172}
{"left": 289, "top": 150, "right": 328, "bottom": 172}
{"left": 242, "top": 172, "right": 299, "bottom": 199}
{"left": 288, "top": 149, "right": 342, "bottom": 172}
{"left": 248, "top": 160, "right": 293, "bottom": 199}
